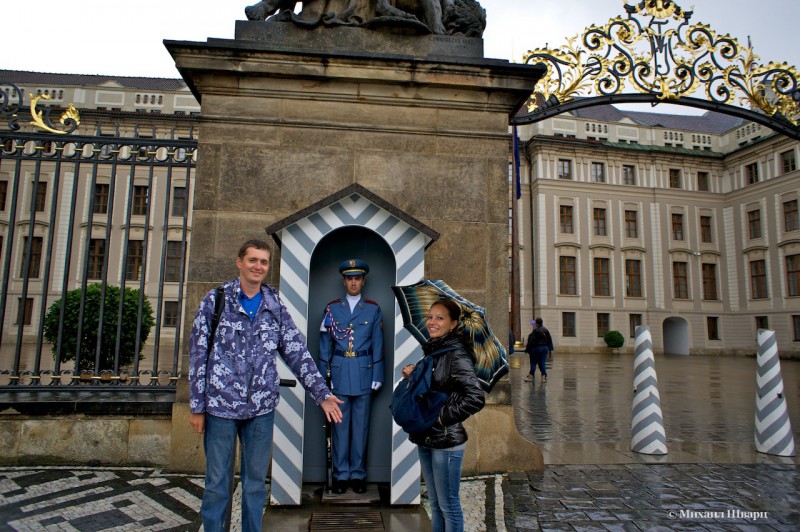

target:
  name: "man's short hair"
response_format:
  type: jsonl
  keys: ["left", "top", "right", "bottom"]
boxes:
{"left": 535, "top": 317, "right": 543, "bottom": 326}
{"left": 238, "top": 239, "right": 272, "bottom": 259}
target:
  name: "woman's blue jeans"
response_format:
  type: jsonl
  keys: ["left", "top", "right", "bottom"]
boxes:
{"left": 418, "top": 444, "right": 466, "bottom": 532}
{"left": 201, "top": 411, "right": 275, "bottom": 532}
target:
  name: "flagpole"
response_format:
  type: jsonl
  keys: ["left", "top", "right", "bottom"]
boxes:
{"left": 510, "top": 126, "right": 522, "bottom": 345}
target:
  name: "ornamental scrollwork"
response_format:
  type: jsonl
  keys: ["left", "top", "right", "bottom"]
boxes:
{"left": 29, "top": 93, "right": 80, "bottom": 134}
{"left": 522, "top": 0, "right": 800, "bottom": 129}
{"left": 2, "top": 81, "right": 80, "bottom": 134}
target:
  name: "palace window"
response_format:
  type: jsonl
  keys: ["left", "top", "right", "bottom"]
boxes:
{"left": 707, "top": 317, "right": 720, "bottom": 340}
{"left": 132, "top": 185, "right": 149, "bottom": 216}
{"left": 591, "top": 162, "right": 605, "bottom": 183}
{"left": 622, "top": 165, "right": 636, "bottom": 185}
{"left": 597, "top": 313, "right": 610, "bottom": 337}
{"left": 746, "top": 163, "right": 759, "bottom": 185}
{"left": 593, "top": 257, "right": 610, "bottom": 296}
{"left": 784, "top": 199, "right": 799, "bottom": 232}
{"left": 697, "top": 171, "right": 709, "bottom": 191}
{"left": 559, "top": 256, "right": 577, "bottom": 295}
{"left": 629, "top": 314, "right": 642, "bottom": 338}
{"left": 125, "top": 240, "right": 144, "bottom": 281}
{"left": 782, "top": 150, "right": 797, "bottom": 174}
{"left": 560, "top": 205, "right": 573, "bottom": 234}
{"left": 562, "top": 312, "right": 576, "bottom": 337}
{"left": 672, "top": 213, "right": 684, "bottom": 241}
{"left": 163, "top": 301, "right": 180, "bottom": 328}
{"left": 787, "top": 254, "right": 800, "bottom": 296}
{"left": 558, "top": 159, "right": 572, "bottom": 180}
{"left": 700, "top": 216, "right": 713, "bottom": 243}
{"left": 19, "top": 236, "right": 43, "bottom": 278}
{"left": 702, "top": 263, "right": 718, "bottom": 300}
{"left": 171, "top": 186, "right": 187, "bottom": 217}
{"left": 626, "top": 259, "right": 642, "bottom": 297}
{"left": 34, "top": 181, "right": 47, "bottom": 212}
{"left": 0, "top": 180, "right": 7, "bottom": 210}
{"left": 93, "top": 184, "right": 109, "bottom": 215}
{"left": 15, "top": 298, "right": 33, "bottom": 326}
{"left": 165, "top": 241, "right": 183, "bottom": 282}
{"left": 88, "top": 239, "right": 106, "bottom": 279}
{"left": 673, "top": 261, "right": 688, "bottom": 299}
{"left": 748, "top": 209, "right": 762, "bottom": 239}
{"left": 593, "top": 208, "right": 607, "bottom": 236}
{"left": 669, "top": 168, "right": 681, "bottom": 189}
{"left": 750, "top": 259, "right": 768, "bottom": 299}
{"left": 625, "top": 210, "right": 638, "bottom": 238}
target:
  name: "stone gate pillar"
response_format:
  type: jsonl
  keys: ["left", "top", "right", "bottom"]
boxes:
{"left": 166, "top": 18, "right": 544, "bottom": 502}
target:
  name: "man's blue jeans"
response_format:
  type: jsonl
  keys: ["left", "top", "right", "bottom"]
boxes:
{"left": 202, "top": 411, "right": 275, "bottom": 532}
{"left": 418, "top": 443, "right": 466, "bottom": 532}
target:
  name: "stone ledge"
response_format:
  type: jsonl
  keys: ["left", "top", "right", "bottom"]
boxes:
{"left": 0, "top": 390, "right": 175, "bottom": 416}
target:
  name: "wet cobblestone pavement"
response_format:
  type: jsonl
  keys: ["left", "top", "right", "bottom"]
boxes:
{"left": 1, "top": 352, "right": 798, "bottom": 530}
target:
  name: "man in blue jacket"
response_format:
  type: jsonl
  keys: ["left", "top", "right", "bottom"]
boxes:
{"left": 188, "top": 239, "right": 343, "bottom": 531}
{"left": 319, "top": 259, "right": 384, "bottom": 494}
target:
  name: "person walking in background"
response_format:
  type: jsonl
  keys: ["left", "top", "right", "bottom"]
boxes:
{"left": 524, "top": 317, "right": 553, "bottom": 383}
{"left": 188, "top": 239, "right": 343, "bottom": 532}
{"left": 401, "top": 299, "right": 485, "bottom": 532}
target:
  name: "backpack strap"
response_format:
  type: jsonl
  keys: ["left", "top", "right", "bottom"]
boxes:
{"left": 208, "top": 285, "right": 225, "bottom": 355}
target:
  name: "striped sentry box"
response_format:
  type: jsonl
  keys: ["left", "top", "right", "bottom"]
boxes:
{"left": 270, "top": 190, "right": 433, "bottom": 505}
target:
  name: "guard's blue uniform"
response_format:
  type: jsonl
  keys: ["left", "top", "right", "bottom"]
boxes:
{"left": 319, "top": 296, "right": 384, "bottom": 483}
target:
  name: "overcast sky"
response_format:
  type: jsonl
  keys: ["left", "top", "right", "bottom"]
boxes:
{"left": 3, "top": 0, "right": 797, "bottom": 116}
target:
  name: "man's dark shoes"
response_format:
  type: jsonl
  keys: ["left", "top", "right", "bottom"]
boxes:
{"left": 332, "top": 479, "right": 347, "bottom": 494}
{"left": 352, "top": 478, "right": 367, "bottom": 494}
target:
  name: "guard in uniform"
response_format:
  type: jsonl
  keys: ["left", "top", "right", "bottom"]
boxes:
{"left": 319, "top": 259, "right": 384, "bottom": 494}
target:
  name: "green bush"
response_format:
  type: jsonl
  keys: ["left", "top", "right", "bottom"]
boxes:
{"left": 604, "top": 330, "right": 625, "bottom": 348}
{"left": 43, "top": 283, "right": 154, "bottom": 371}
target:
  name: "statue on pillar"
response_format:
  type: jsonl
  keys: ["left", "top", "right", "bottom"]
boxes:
{"left": 244, "top": 0, "right": 486, "bottom": 37}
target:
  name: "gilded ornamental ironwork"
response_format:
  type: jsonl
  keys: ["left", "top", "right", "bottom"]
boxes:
{"left": 516, "top": 0, "right": 800, "bottom": 139}
{"left": 2, "top": 81, "right": 80, "bottom": 134}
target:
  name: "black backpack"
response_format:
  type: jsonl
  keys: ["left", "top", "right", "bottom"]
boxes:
{"left": 391, "top": 346, "right": 459, "bottom": 435}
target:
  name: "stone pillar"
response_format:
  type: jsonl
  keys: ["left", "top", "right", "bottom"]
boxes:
{"left": 165, "top": 22, "right": 543, "bottom": 475}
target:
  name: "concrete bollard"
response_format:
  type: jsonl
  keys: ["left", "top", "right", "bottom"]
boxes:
{"left": 631, "top": 326, "right": 668, "bottom": 455}
{"left": 755, "top": 329, "right": 796, "bottom": 456}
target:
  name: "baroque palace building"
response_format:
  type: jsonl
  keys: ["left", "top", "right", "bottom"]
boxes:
{"left": 514, "top": 104, "right": 800, "bottom": 357}
{"left": 2, "top": 69, "right": 799, "bottom": 368}
{"left": 0, "top": 70, "right": 199, "bottom": 375}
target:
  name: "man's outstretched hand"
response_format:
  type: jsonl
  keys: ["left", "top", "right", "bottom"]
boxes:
{"left": 320, "top": 395, "right": 344, "bottom": 423}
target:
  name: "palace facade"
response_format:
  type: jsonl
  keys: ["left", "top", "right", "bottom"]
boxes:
{"left": 3, "top": 69, "right": 799, "bottom": 363}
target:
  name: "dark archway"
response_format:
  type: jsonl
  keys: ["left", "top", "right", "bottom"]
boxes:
{"left": 663, "top": 316, "right": 690, "bottom": 356}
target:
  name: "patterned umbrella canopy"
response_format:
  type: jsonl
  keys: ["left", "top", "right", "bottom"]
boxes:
{"left": 391, "top": 279, "right": 509, "bottom": 392}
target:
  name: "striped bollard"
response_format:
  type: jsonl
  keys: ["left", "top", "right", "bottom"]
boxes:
{"left": 631, "top": 326, "right": 668, "bottom": 455}
{"left": 755, "top": 329, "right": 796, "bottom": 456}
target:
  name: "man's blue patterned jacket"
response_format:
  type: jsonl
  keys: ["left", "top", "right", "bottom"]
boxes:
{"left": 188, "top": 278, "right": 332, "bottom": 419}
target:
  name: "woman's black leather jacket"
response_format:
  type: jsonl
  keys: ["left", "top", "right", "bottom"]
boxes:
{"left": 409, "top": 332, "right": 486, "bottom": 449}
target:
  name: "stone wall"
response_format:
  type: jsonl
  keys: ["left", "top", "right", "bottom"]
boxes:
{"left": 0, "top": 416, "right": 171, "bottom": 467}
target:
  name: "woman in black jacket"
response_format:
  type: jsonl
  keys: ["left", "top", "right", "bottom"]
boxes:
{"left": 401, "top": 299, "right": 485, "bottom": 532}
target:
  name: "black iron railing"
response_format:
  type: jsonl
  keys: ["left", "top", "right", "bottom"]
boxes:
{"left": 0, "top": 130, "right": 197, "bottom": 390}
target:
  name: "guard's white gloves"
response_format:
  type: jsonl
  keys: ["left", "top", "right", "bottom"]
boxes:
{"left": 371, "top": 381, "right": 382, "bottom": 391}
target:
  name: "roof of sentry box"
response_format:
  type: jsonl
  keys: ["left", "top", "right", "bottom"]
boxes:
{"left": 264, "top": 183, "right": 439, "bottom": 249}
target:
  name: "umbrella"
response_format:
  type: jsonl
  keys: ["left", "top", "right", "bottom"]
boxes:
{"left": 391, "top": 279, "right": 509, "bottom": 392}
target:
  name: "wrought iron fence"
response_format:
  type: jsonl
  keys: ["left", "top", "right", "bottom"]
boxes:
{"left": 0, "top": 129, "right": 197, "bottom": 390}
